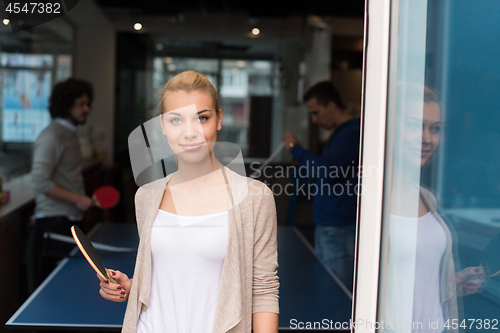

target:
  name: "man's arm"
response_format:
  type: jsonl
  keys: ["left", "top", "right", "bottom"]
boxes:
{"left": 285, "top": 130, "right": 360, "bottom": 177}
{"left": 31, "top": 132, "right": 93, "bottom": 211}
{"left": 46, "top": 184, "right": 93, "bottom": 211}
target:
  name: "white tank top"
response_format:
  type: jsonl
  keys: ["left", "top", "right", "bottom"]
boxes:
{"left": 389, "top": 212, "right": 447, "bottom": 333}
{"left": 136, "top": 209, "right": 229, "bottom": 333}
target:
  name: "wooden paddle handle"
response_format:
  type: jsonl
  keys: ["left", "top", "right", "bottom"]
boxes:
{"left": 92, "top": 194, "right": 101, "bottom": 208}
{"left": 105, "top": 270, "right": 122, "bottom": 288}
{"left": 108, "top": 275, "right": 120, "bottom": 285}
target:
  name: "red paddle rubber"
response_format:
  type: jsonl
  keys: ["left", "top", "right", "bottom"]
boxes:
{"left": 93, "top": 186, "right": 120, "bottom": 209}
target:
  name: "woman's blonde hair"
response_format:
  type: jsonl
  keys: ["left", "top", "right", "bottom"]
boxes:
{"left": 155, "top": 70, "right": 221, "bottom": 117}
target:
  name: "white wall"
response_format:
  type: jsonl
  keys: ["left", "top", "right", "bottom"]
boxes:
{"left": 66, "top": 0, "right": 116, "bottom": 166}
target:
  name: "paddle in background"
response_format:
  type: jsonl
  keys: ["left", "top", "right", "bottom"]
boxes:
{"left": 70, "top": 225, "right": 121, "bottom": 286}
{"left": 250, "top": 142, "right": 285, "bottom": 178}
{"left": 93, "top": 186, "right": 120, "bottom": 209}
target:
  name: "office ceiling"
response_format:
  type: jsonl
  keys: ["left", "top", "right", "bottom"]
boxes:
{"left": 95, "top": 0, "right": 365, "bottom": 18}
{"left": 95, "top": 0, "right": 365, "bottom": 61}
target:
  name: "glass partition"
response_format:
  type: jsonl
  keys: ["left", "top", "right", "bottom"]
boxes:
{"left": 375, "top": 0, "right": 500, "bottom": 331}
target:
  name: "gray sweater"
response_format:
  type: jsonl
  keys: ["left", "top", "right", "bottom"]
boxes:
{"left": 31, "top": 120, "right": 84, "bottom": 219}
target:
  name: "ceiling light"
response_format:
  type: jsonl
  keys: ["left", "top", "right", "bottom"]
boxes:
{"left": 3, "top": 19, "right": 9, "bottom": 25}
{"left": 252, "top": 28, "right": 260, "bottom": 36}
{"left": 134, "top": 23, "right": 142, "bottom": 31}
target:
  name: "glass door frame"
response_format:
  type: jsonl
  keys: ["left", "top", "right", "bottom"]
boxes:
{"left": 353, "top": 0, "right": 393, "bottom": 331}
{"left": 354, "top": 0, "right": 434, "bottom": 329}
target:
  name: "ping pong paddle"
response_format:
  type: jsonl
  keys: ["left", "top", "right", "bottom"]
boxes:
{"left": 458, "top": 233, "right": 500, "bottom": 289}
{"left": 479, "top": 232, "right": 500, "bottom": 279}
{"left": 92, "top": 186, "right": 120, "bottom": 209}
{"left": 70, "top": 225, "right": 121, "bottom": 286}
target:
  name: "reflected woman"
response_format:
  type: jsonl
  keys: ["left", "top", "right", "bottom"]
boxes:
{"left": 97, "top": 70, "right": 279, "bottom": 333}
{"left": 385, "top": 83, "right": 483, "bottom": 333}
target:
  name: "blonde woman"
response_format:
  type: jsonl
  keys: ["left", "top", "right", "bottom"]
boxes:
{"left": 385, "top": 83, "right": 483, "bottom": 333}
{"left": 98, "top": 70, "right": 279, "bottom": 333}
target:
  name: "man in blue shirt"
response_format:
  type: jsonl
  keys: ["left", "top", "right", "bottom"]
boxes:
{"left": 284, "top": 81, "right": 360, "bottom": 290}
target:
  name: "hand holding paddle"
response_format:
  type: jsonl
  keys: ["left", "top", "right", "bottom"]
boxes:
{"left": 97, "top": 269, "right": 132, "bottom": 302}
{"left": 71, "top": 225, "right": 134, "bottom": 303}
{"left": 455, "top": 266, "right": 485, "bottom": 296}
{"left": 455, "top": 232, "right": 500, "bottom": 296}
{"left": 73, "top": 186, "right": 120, "bottom": 211}
{"left": 70, "top": 225, "right": 121, "bottom": 285}
{"left": 76, "top": 195, "right": 93, "bottom": 211}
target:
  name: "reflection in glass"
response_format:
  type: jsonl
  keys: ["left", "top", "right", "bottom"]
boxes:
{"left": 374, "top": 1, "right": 500, "bottom": 331}
{"left": 381, "top": 83, "right": 484, "bottom": 333}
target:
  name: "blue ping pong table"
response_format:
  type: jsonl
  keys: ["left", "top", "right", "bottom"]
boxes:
{"left": 6, "top": 224, "right": 352, "bottom": 331}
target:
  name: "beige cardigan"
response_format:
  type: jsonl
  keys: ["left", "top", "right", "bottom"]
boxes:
{"left": 122, "top": 166, "right": 279, "bottom": 332}
{"left": 420, "top": 187, "right": 459, "bottom": 331}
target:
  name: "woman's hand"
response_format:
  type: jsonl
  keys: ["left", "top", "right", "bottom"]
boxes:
{"left": 252, "top": 312, "right": 279, "bottom": 333}
{"left": 455, "top": 266, "right": 485, "bottom": 297}
{"left": 97, "top": 269, "right": 133, "bottom": 302}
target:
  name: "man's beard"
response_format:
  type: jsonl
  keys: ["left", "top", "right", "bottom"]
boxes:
{"left": 69, "top": 114, "right": 87, "bottom": 125}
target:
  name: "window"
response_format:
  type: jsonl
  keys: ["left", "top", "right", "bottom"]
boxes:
{"left": 356, "top": 0, "right": 500, "bottom": 330}
{"left": 0, "top": 18, "right": 72, "bottom": 179}
{"left": 1, "top": 54, "right": 53, "bottom": 142}
{"left": 0, "top": 19, "right": 73, "bottom": 145}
